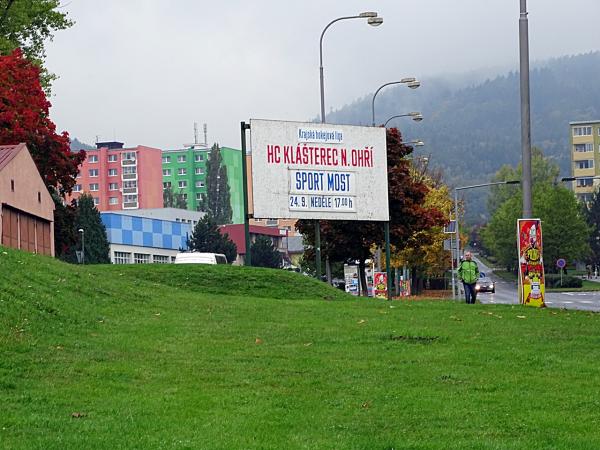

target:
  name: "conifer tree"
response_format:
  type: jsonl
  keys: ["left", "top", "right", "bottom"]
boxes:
{"left": 199, "top": 144, "right": 232, "bottom": 224}
{"left": 73, "top": 194, "right": 110, "bottom": 264}
{"left": 250, "top": 236, "right": 283, "bottom": 269}
{"left": 187, "top": 215, "right": 237, "bottom": 263}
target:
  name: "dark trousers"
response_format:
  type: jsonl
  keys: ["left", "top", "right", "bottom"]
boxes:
{"left": 463, "top": 282, "right": 477, "bottom": 304}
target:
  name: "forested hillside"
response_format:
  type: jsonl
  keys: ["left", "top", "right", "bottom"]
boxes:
{"left": 326, "top": 52, "right": 600, "bottom": 222}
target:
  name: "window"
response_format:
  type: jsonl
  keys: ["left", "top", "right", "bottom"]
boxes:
{"left": 196, "top": 193, "right": 202, "bottom": 200}
{"left": 108, "top": 154, "right": 118, "bottom": 162}
{"left": 122, "top": 151, "right": 136, "bottom": 161}
{"left": 109, "top": 183, "right": 119, "bottom": 191}
{"left": 162, "top": 156, "right": 171, "bottom": 163}
{"left": 163, "top": 181, "right": 172, "bottom": 189}
{"left": 194, "top": 153, "right": 204, "bottom": 162}
{"left": 195, "top": 181, "right": 205, "bottom": 188}
{"left": 89, "top": 169, "right": 99, "bottom": 177}
{"left": 123, "top": 180, "right": 137, "bottom": 189}
{"left": 38, "top": 192, "right": 41, "bottom": 203}
{"left": 577, "top": 193, "right": 593, "bottom": 203}
{"left": 575, "top": 160, "right": 594, "bottom": 170}
{"left": 88, "top": 154, "right": 98, "bottom": 163}
{"left": 114, "top": 252, "right": 131, "bottom": 264}
{"left": 153, "top": 255, "right": 170, "bottom": 264}
{"left": 177, "top": 155, "right": 186, "bottom": 163}
{"left": 195, "top": 167, "right": 204, "bottom": 175}
{"left": 89, "top": 183, "right": 99, "bottom": 191}
{"left": 574, "top": 143, "right": 593, "bottom": 152}
{"left": 573, "top": 126, "right": 593, "bottom": 136}
{"left": 93, "top": 197, "right": 99, "bottom": 205}
{"left": 576, "top": 177, "right": 594, "bottom": 187}
{"left": 178, "top": 181, "right": 187, "bottom": 188}
{"left": 108, "top": 168, "right": 118, "bottom": 177}
{"left": 134, "top": 253, "right": 150, "bottom": 264}
{"left": 73, "top": 184, "right": 82, "bottom": 192}
{"left": 123, "top": 166, "right": 137, "bottom": 175}
{"left": 124, "top": 194, "right": 138, "bottom": 203}
{"left": 178, "top": 168, "right": 187, "bottom": 176}
{"left": 182, "top": 193, "right": 188, "bottom": 200}
{"left": 163, "top": 169, "right": 171, "bottom": 176}
{"left": 109, "top": 197, "right": 119, "bottom": 205}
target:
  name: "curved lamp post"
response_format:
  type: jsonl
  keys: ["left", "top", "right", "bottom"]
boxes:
{"left": 316, "top": 11, "right": 383, "bottom": 281}
{"left": 384, "top": 112, "right": 423, "bottom": 127}
{"left": 371, "top": 79, "right": 420, "bottom": 127}
{"left": 78, "top": 228, "right": 85, "bottom": 265}
{"left": 320, "top": 12, "right": 383, "bottom": 123}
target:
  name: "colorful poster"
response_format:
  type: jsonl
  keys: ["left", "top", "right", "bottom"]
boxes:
{"left": 344, "top": 264, "right": 360, "bottom": 296}
{"left": 398, "top": 280, "right": 411, "bottom": 297}
{"left": 374, "top": 272, "right": 387, "bottom": 298}
{"left": 517, "top": 219, "right": 546, "bottom": 307}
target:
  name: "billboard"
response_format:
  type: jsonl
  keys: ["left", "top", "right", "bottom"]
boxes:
{"left": 250, "top": 119, "right": 389, "bottom": 221}
{"left": 517, "top": 218, "right": 546, "bottom": 307}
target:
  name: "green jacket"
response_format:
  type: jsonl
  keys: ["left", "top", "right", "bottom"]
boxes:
{"left": 458, "top": 260, "right": 479, "bottom": 284}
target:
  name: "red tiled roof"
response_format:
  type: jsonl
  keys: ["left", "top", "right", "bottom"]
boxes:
{"left": 0, "top": 143, "right": 26, "bottom": 172}
{"left": 219, "top": 224, "right": 287, "bottom": 255}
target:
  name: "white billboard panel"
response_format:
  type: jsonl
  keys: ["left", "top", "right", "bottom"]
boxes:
{"left": 250, "top": 119, "right": 389, "bottom": 221}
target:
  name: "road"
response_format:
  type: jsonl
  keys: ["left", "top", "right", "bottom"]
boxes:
{"left": 469, "top": 256, "right": 600, "bottom": 312}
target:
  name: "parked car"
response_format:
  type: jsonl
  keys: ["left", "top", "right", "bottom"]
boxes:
{"left": 475, "top": 273, "right": 495, "bottom": 293}
{"left": 174, "top": 252, "right": 227, "bottom": 265}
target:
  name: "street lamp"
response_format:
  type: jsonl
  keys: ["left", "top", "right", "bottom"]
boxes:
{"left": 320, "top": 12, "right": 383, "bottom": 123}
{"left": 384, "top": 112, "right": 423, "bottom": 127}
{"left": 452, "top": 180, "right": 520, "bottom": 299}
{"left": 78, "top": 228, "right": 85, "bottom": 265}
{"left": 371, "top": 79, "right": 421, "bottom": 127}
{"left": 316, "top": 11, "right": 383, "bottom": 281}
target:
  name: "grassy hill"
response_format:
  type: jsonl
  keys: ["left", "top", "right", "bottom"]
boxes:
{"left": 2, "top": 247, "right": 600, "bottom": 449}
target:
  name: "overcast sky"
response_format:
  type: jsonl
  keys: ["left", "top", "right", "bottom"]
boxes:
{"left": 45, "top": 0, "right": 600, "bottom": 150}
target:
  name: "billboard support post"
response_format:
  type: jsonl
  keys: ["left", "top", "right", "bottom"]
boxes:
{"left": 240, "top": 121, "right": 252, "bottom": 266}
{"left": 385, "top": 221, "right": 391, "bottom": 300}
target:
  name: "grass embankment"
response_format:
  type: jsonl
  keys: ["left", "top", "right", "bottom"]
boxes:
{"left": 2, "top": 248, "right": 600, "bottom": 449}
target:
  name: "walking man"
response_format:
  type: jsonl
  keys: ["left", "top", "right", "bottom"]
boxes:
{"left": 458, "top": 251, "right": 480, "bottom": 304}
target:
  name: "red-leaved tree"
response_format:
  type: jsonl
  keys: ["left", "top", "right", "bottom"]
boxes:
{"left": 0, "top": 49, "right": 85, "bottom": 196}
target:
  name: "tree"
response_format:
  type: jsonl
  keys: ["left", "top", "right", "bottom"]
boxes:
{"left": 488, "top": 147, "right": 560, "bottom": 214}
{"left": 250, "top": 236, "right": 283, "bottom": 269}
{"left": 163, "top": 185, "right": 187, "bottom": 209}
{"left": 187, "top": 215, "right": 237, "bottom": 263}
{"left": 482, "top": 183, "right": 590, "bottom": 272}
{"left": 72, "top": 194, "right": 110, "bottom": 264}
{"left": 584, "top": 191, "right": 600, "bottom": 269}
{"left": 0, "top": 49, "right": 85, "bottom": 196}
{"left": 297, "top": 128, "right": 446, "bottom": 295}
{"left": 52, "top": 192, "right": 77, "bottom": 262}
{"left": 199, "top": 144, "right": 232, "bottom": 225}
{"left": 0, "top": 0, "right": 73, "bottom": 89}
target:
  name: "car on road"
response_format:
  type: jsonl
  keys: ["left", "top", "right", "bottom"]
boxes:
{"left": 475, "top": 272, "right": 495, "bottom": 293}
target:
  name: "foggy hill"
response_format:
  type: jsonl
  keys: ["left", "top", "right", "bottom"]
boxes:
{"left": 325, "top": 52, "right": 600, "bottom": 222}
{"left": 70, "top": 137, "right": 95, "bottom": 151}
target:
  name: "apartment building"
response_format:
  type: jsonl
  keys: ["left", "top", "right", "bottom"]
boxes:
{"left": 70, "top": 141, "right": 163, "bottom": 211}
{"left": 162, "top": 144, "right": 244, "bottom": 222}
{"left": 570, "top": 121, "right": 600, "bottom": 203}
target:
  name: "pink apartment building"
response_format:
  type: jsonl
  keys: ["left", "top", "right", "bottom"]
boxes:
{"left": 69, "top": 142, "right": 163, "bottom": 211}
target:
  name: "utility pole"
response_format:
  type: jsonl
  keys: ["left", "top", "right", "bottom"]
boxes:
{"left": 519, "top": 0, "right": 532, "bottom": 218}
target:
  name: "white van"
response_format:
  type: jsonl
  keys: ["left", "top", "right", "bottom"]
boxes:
{"left": 174, "top": 252, "right": 228, "bottom": 265}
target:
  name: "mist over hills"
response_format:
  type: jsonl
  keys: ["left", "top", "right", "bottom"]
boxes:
{"left": 326, "top": 52, "right": 600, "bottom": 222}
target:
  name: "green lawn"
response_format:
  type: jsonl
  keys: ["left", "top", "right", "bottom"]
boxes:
{"left": 2, "top": 247, "right": 600, "bottom": 449}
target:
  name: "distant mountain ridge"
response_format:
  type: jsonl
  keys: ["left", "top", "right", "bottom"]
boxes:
{"left": 70, "top": 137, "right": 95, "bottom": 151}
{"left": 326, "top": 52, "right": 600, "bottom": 222}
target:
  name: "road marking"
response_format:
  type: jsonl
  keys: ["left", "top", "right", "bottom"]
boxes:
{"left": 562, "top": 301, "right": 574, "bottom": 304}
{"left": 580, "top": 300, "right": 594, "bottom": 304}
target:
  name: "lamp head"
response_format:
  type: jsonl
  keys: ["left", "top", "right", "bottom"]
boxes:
{"left": 367, "top": 17, "right": 383, "bottom": 26}
{"left": 359, "top": 11, "right": 378, "bottom": 18}
{"left": 410, "top": 113, "right": 424, "bottom": 122}
{"left": 78, "top": 228, "right": 84, "bottom": 233}
{"left": 407, "top": 80, "right": 421, "bottom": 89}
{"left": 410, "top": 140, "right": 425, "bottom": 147}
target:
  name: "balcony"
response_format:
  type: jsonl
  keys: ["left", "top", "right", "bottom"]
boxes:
{"left": 122, "top": 187, "right": 138, "bottom": 195}
{"left": 123, "top": 201, "right": 139, "bottom": 209}
{"left": 122, "top": 173, "right": 137, "bottom": 181}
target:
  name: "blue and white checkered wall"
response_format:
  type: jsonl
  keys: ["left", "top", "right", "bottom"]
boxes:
{"left": 101, "top": 213, "right": 191, "bottom": 250}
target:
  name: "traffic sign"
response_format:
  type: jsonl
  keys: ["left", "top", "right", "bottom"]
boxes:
{"left": 556, "top": 258, "right": 566, "bottom": 269}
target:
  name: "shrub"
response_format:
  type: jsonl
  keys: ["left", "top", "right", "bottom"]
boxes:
{"left": 544, "top": 274, "right": 582, "bottom": 288}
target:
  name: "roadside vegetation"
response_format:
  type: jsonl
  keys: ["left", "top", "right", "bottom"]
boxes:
{"left": 2, "top": 247, "right": 600, "bottom": 449}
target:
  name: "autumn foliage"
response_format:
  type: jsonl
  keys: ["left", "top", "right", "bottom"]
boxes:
{"left": 0, "top": 49, "right": 84, "bottom": 195}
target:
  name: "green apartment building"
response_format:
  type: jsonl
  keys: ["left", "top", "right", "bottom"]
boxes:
{"left": 162, "top": 145, "right": 244, "bottom": 223}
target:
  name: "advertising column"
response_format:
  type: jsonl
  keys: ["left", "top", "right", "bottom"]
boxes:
{"left": 517, "top": 219, "right": 546, "bottom": 307}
